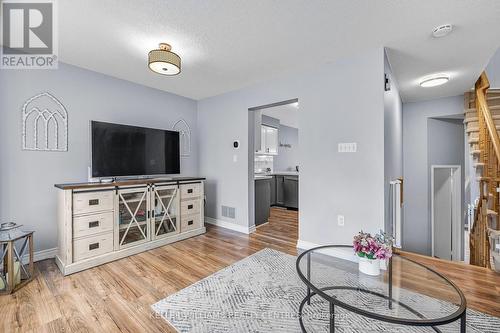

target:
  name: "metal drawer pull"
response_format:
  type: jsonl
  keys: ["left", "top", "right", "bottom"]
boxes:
{"left": 188, "top": 220, "right": 194, "bottom": 226}
{"left": 89, "top": 242, "right": 99, "bottom": 250}
{"left": 187, "top": 188, "right": 193, "bottom": 194}
{"left": 89, "top": 199, "right": 99, "bottom": 206}
{"left": 88, "top": 221, "right": 99, "bottom": 228}
{"left": 188, "top": 204, "right": 193, "bottom": 209}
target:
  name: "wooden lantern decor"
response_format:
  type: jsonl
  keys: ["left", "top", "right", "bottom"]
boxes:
{"left": 0, "top": 223, "right": 34, "bottom": 294}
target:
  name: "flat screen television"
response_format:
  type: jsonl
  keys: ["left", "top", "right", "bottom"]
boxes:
{"left": 91, "top": 121, "right": 180, "bottom": 178}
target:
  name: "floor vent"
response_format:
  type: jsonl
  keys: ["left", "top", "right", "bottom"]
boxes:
{"left": 222, "top": 205, "right": 236, "bottom": 219}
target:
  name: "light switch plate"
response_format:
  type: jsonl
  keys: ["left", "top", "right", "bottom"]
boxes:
{"left": 338, "top": 143, "right": 357, "bottom": 153}
{"left": 337, "top": 215, "right": 345, "bottom": 226}
{"left": 233, "top": 154, "right": 238, "bottom": 162}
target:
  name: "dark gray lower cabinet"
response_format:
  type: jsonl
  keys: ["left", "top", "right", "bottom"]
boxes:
{"left": 283, "top": 176, "right": 298, "bottom": 209}
{"left": 270, "top": 175, "right": 277, "bottom": 206}
{"left": 276, "top": 175, "right": 285, "bottom": 205}
{"left": 255, "top": 178, "right": 271, "bottom": 226}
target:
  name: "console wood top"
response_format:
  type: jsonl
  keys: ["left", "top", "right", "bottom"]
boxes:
{"left": 54, "top": 176, "right": 205, "bottom": 190}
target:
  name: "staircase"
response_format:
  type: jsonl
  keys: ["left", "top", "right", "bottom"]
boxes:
{"left": 464, "top": 72, "right": 500, "bottom": 270}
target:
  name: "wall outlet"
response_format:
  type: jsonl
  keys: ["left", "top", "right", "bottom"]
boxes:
{"left": 337, "top": 215, "right": 345, "bottom": 226}
{"left": 338, "top": 143, "right": 357, "bottom": 153}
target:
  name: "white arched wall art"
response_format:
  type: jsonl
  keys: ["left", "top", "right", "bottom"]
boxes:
{"left": 22, "top": 92, "right": 68, "bottom": 151}
{"left": 172, "top": 118, "right": 191, "bottom": 157}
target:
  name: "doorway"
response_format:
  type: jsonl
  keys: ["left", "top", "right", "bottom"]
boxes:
{"left": 431, "top": 165, "right": 462, "bottom": 261}
{"left": 247, "top": 98, "right": 299, "bottom": 246}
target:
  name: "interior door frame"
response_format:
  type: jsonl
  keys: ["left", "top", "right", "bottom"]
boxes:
{"left": 430, "top": 164, "right": 461, "bottom": 260}
{"left": 247, "top": 98, "right": 298, "bottom": 231}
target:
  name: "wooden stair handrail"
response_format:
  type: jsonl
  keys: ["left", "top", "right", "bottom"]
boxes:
{"left": 476, "top": 72, "right": 500, "bottom": 162}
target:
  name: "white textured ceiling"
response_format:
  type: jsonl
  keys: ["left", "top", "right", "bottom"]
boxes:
{"left": 262, "top": 103, "right": 299, "bottom": 129}
{"left": 58, "top": 1, "right": 500, "bottom": 101}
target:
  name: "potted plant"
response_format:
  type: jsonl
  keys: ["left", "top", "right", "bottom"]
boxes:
{"left": 353, "top": 231, "right": 393, "bottom": 276}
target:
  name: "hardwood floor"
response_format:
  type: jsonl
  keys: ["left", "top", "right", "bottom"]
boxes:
{"left": 0, "top": 207, "right": 498, "bottom": 332}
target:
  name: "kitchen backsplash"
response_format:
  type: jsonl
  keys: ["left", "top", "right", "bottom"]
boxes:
{"left": 255, "top": 155, "right": 273, "bottom": 173}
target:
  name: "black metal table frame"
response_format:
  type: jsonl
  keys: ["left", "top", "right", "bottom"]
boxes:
{"left": 296, "top": 245, "right": 467, "bottom": 333}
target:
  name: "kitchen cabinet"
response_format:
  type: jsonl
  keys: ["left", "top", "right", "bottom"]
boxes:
{"left": 270, "top": 176, "right": 277, "bottom": 206}
{"left": 276, "top": 175, "right": 285, "bottom": 205}
{"left": 283, "top": 176, "right": 298, "bottom": 209}
{"left": 257, "top": 125, "right": 278, "bottom": 155}
{"left": 265, "top": 126, "right": 278, "bottom": 154}
{"left": 255, "top": 178, "right": 271, "bottom": 226}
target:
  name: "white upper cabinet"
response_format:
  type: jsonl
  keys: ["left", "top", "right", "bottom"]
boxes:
{"left": 265, "top": 126, "right": 278, "bottom": 154}
{"left": 258, "top": 125, "right": 278, "bottom": 155}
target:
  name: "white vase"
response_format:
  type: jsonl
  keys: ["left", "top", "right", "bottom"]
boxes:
{"left": 358, "top": 257, "right": 380, "bottom": 276}
{"left": 379, "top": 259, "right": 388, "bottom": 270}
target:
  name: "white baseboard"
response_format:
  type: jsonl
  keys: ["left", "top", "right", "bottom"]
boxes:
{"left": 205, "top": 217, "right": 255, "bottom": 234}
{"left": 296, "top": 239, "right": 358, "bottom": 263}
{"left": 21, "top": 247, "right": 58, "bottom": 264}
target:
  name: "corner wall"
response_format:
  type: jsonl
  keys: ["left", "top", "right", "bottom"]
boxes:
{"left": 486, "top": 47, "right": 500, "bottom": 88}
{"left": 402, "top": 95, "right": 465, "bottom": 255}
{"left": 0, "top": 63, "right": 198, "bottom": 252}
{"left": 384, "top": 51, "right": 403, "bottom": 234}
{"left": 274, "top": 125, "right": 299, "bottom": 172}
{"left": 198, "top": 47, "right": 386, "bottom": 245}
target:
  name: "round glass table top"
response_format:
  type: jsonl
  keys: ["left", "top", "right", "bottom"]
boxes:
{"left": 296, "top": 245, "right": 466, "bottom": 326}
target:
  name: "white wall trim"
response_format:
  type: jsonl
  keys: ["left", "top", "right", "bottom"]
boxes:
{"left": 205, "top": 217, "right": 255, "bottom": 234}
{"left": 296, "top": 239, "right": 358, "bottom": 263}
{"left": 22, "top": 247, "right": 58, "bottom": 264}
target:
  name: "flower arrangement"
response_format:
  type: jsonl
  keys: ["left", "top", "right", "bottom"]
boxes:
{"left": 353, "top": 231, "right": 393, "bottom": 260}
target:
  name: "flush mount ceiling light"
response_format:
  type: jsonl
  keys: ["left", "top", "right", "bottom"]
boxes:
{"left": 148, "top": 43, "right": 181, "bottom": 75}
{"left": 432, "top": 24, "right": 453, "bottom": 38}
{"left": 419, "top": 74, "right": 450, "bottom": 88}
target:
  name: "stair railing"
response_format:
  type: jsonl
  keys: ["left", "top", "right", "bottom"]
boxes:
{"left": 470, "top": 72, "right": 500, "bottom": 269}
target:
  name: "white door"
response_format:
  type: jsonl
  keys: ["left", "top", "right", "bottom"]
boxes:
{"left": 432, "top": 166, "right": 461, "bottom": 261}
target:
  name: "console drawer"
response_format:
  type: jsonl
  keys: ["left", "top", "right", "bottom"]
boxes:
{"left": 73, "top": 212, "right": 114, "bottom": 239}
{"left": 73, "top": 232, "right": 113, "bottom": 262}
{"left": 73, "top": 191, "right": 114, "bottom": 215}
{"left": 181, "top": 213, "right": 202, "bottom": 233}
{"left": 180, "top": 183, "right": 201, "bottom": 199}
{"left": 181, "top": 199, "right": 201, "bottom": 215}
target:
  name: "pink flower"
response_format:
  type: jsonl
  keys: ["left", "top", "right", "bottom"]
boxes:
{"left": 352, "top": 230, "right": 393, "bottom": 260}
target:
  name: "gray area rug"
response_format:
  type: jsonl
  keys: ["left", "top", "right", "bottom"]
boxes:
{"left": 152, "top": 248, "right": 500, "bottom": 332}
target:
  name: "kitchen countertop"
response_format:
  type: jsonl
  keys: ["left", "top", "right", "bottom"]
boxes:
{"left": 254, "top": 171, "right": 299, "bottom": 180}
{"left": 271, "top": 171, "right": 299, "bottom": 176}
{"left": 254, "top": 175, "right": 273, "bottom": 180}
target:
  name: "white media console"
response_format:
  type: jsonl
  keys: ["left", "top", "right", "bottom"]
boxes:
{"left": 54, "top": 177, "right": 205, "bottom": 275}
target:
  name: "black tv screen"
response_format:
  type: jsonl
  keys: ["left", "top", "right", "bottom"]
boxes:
{"left": 91, "top": 121, "right": 180, "bottom": 177}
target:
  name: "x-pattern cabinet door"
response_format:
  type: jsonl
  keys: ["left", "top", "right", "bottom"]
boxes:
{"left": 151, "top": 184, "right": 180, "bottom": 239}
{"left": 115, "top": 186, "right": 150, "bottom": 249}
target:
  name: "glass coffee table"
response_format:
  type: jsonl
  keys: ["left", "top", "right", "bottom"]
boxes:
{"left": 296, "top": 245, "right": 467, "bottom": 332}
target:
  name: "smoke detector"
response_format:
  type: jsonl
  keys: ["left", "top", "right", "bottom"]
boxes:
{"left": 432, "top": 24, "right": 453, "bottom": 38}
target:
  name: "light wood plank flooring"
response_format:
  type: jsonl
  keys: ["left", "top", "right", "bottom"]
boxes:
{"left": 0, "top": 207, "right": 498, "bottom": 332}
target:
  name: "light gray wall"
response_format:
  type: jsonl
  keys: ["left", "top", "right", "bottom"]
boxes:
{"left": 0, "top": 63, "right": 198, "bottom": 252}
{"left": 274, "top": 124, "right": 299, "bottom": 172}
{"left": 198, "top": 47, "right": 386, "bottom": 245}
{"left": 383, "top": 52, "right": 403, "bottom": 233}
{"left": 427, "top": 118, "right": 465, "bottom": 259}
{"left": 402, "top": 95, "right": 464, "bottom": 255}
{"left": 486, "top": 47, "right": 500, "bottom": 88}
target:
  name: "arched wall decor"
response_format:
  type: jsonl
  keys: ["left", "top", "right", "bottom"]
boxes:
{"left": 22, "top": 92, "right": 68, "bottom": 151}
{"left": 172, "top": 118, "right": 191, "bottom": 157}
